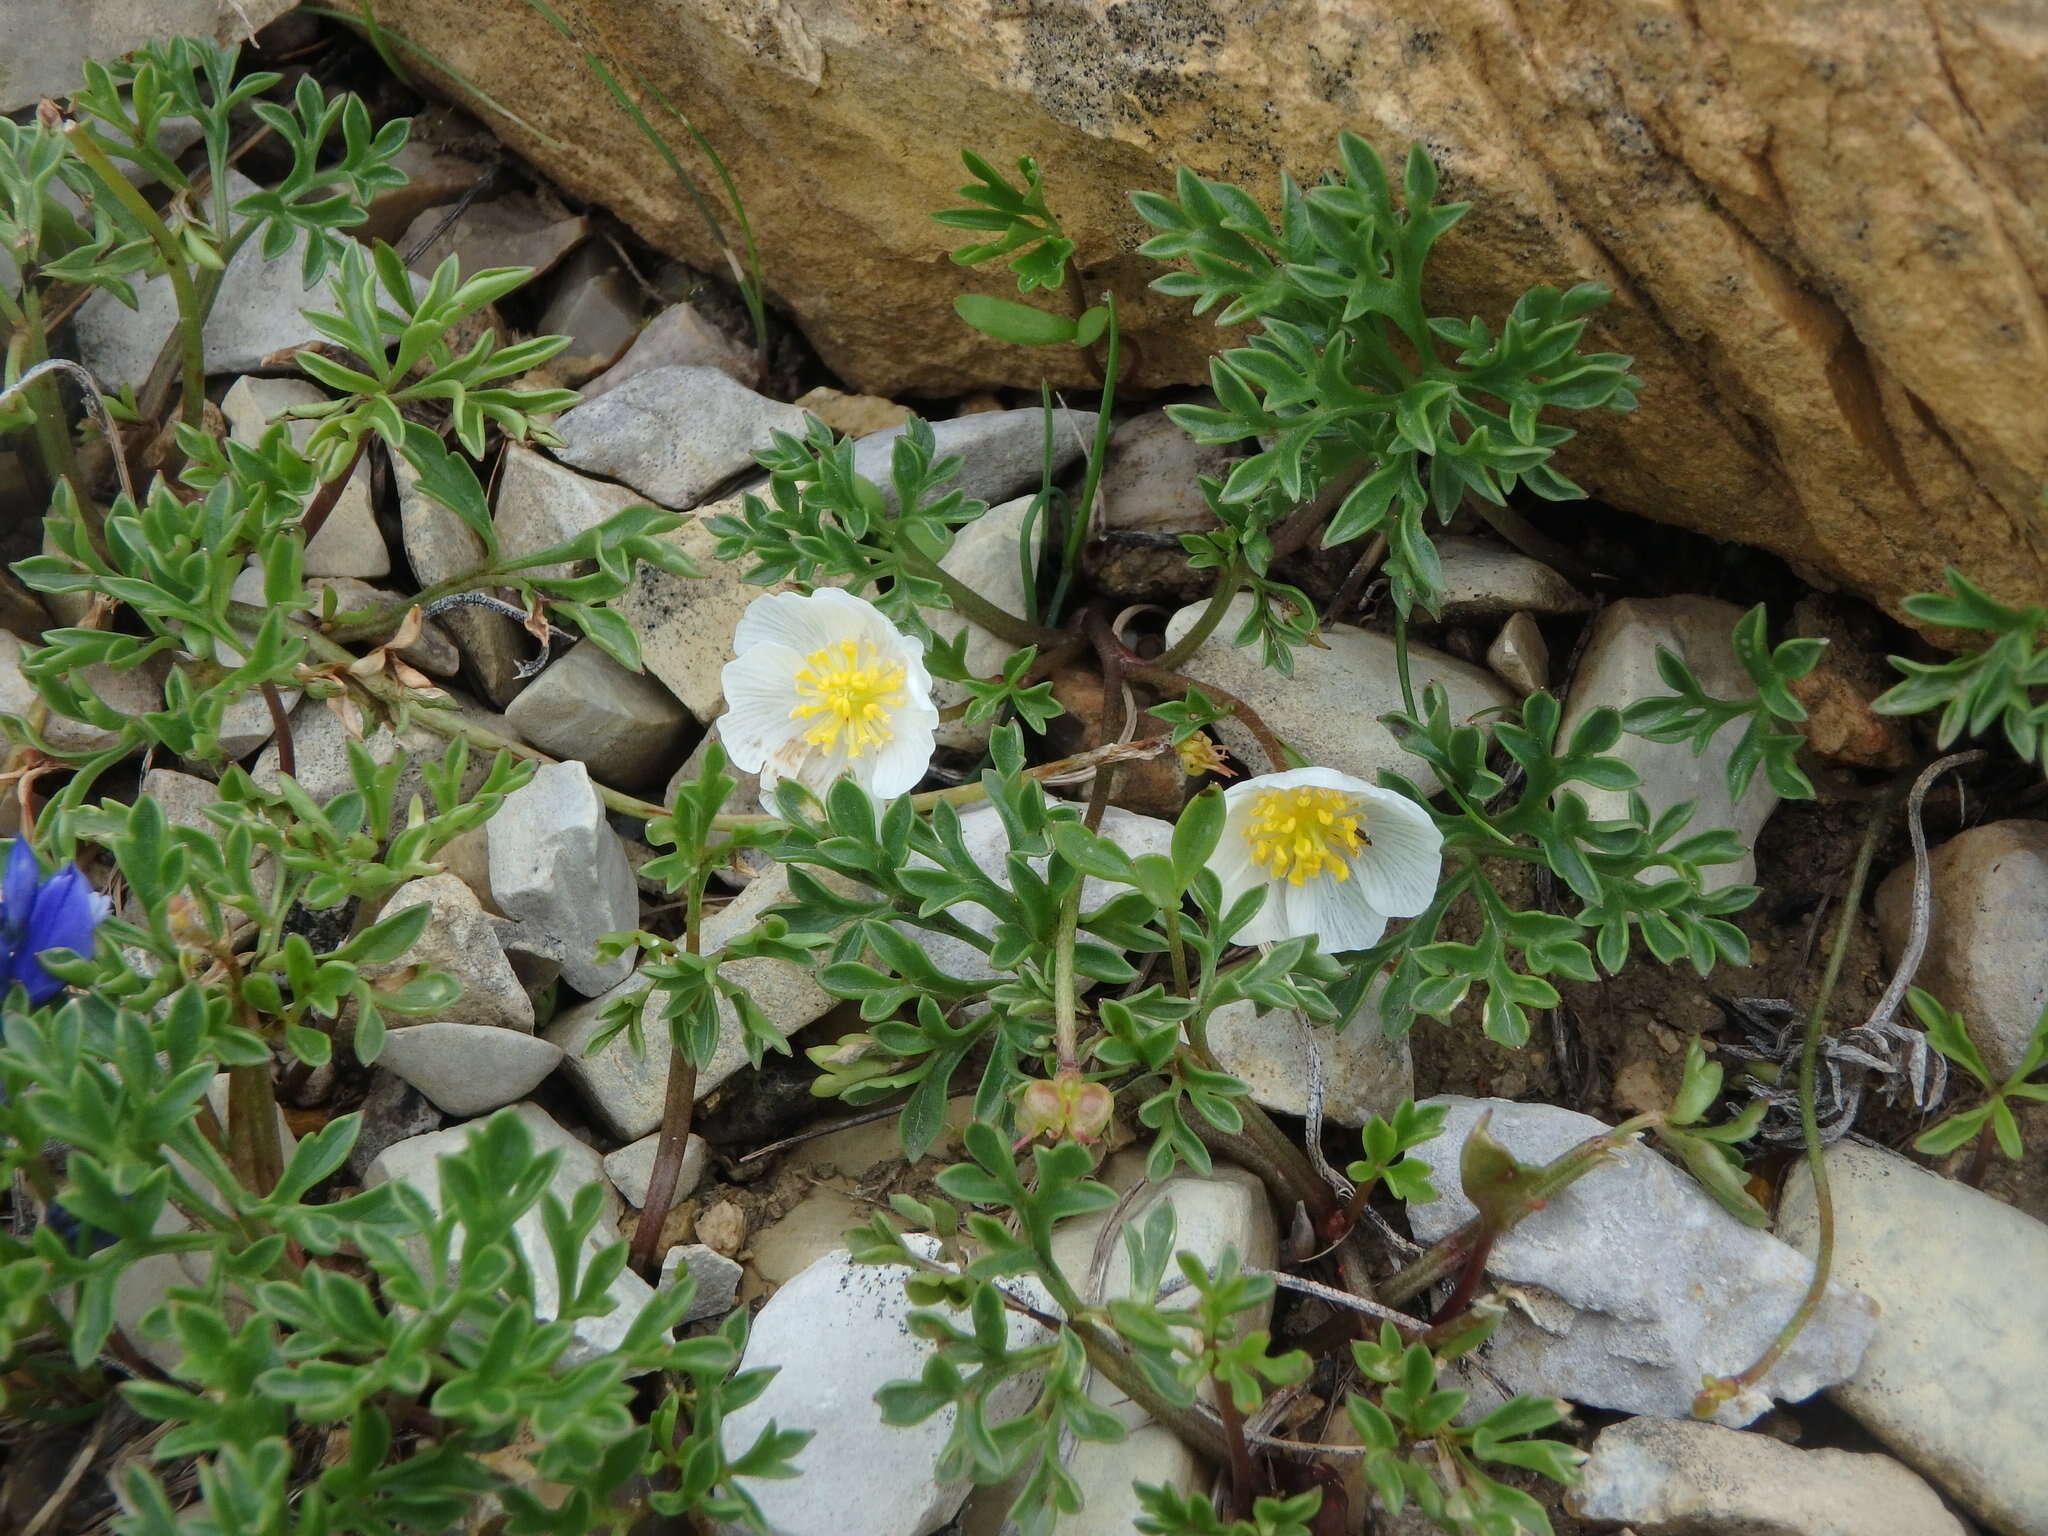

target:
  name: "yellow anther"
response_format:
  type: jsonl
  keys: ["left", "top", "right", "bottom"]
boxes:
{"left": 789, "top": 637, "right": 908, "bottom": 757}
{"left": 1242, "top": 785, "right": 1367, "bottom": 885}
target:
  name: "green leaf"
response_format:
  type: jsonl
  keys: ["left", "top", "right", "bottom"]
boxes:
{"left": 952, "top": 294, "right": 1077, "bottom": 346}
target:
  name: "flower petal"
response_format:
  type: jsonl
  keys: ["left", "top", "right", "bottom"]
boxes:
{"left": 865, "top": 702, "right": 940, "bottom": 798}
{"left": 2, "top": 838, "right": 37, "bottom": 939}
{"left": 1296, "top": 870, "right": 1390, "bottom": 952}
{"left": 718, "top": 642, "right": 810, "bottom": 775}
{"left": 25, "top": 864, "right": 105, "bottom": 961}
{"left": 734, "top": 587, "right": 889, "bottom": 660}
{"left": 1349, "top": 786, "right": 1444, "bottom": 918}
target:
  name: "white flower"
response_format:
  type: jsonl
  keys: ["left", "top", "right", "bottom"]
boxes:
{"left": 1210, "top": 766, "right": 1442, "bottom": 952}
{"left": 719, "top": 588, "right": 939, "bottom": 799}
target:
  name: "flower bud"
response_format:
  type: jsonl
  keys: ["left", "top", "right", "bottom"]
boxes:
{"left": 1015, "top": 1070, "right": 1114, "bottom": 1144}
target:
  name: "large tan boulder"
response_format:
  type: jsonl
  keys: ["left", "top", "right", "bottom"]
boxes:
{"left": 363, "top": 0, "right": 2048, "bottom": 616}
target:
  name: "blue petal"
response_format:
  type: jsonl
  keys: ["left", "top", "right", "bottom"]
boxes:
{"left": 25, "top": 864, "right": 103, "bottom": 964}
{"left": 1, "top": 838, "right": 36, "bottom": 942}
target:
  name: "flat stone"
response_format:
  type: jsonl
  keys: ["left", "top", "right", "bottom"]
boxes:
{"left": 903, "top": 805, "right": 1173, "bottom": 984}
{"left": 377, "top": 1021, "right": 563, "bottom": 1116}
{"left": 851, "top": 408, "right": 1095, "bottom": 513}
{"left": 1779, "top": 1140, "right": 2048, "bottom": 1536}
{"left": 545, "top": 862, "right": 838, "bottom": 1138}
{"left": 505, "top": 642, "right": 694, "bottom": 790}
{"left": 392, "top": 457, "right": 524, "bottom": 706}
{"left": 0, "top": 629, "right": 159, "bottom": 756}
{"left": 583, "top": 300, "right": 759, "bottom": 398}
{"left": 493, "top": 443, "right": 649, "bottom": 586}
{"left": 552, "top": 365, "right": 808, "bottom": 510}
{"left": 354, "top": 117, "right": 487, "bottom": 243}
{"left": 0, "top": 1, "right": 294, "bottom": 112}
{"left": 1569, "top": 1415, "right": 1966, "bottom": 1536}
{"left": 361, "top": 874, "right": 535, "bottom": 1033}
{"left": 794, "top": 385, "right": 911, "bottom": 437}
{"left": 345, "top": 1069, "right": 445, "bottom": 1181}
{"left": 222, "top": 376, "right": 388, "bottom": 578}
{"left": 79, "top": 172, "right": 411, "bottom": 392}
{"left": 1558, "top": 597, "right": 1781, "bottom": 892}
{"left": 721, "top": 1237, "right": 1048, "bottom": 1536}
{"left": 1405, "top": 1097, "right": 1876, "bottom": 1427}
{"left": 1487, "top": 611, "right": 1550, "bottom": 696}
{"left": 923, "top": 494, "right": 1042, "bottom": 753}
{"left": 398, "top": 194, "right": 588, "bottom": 281}
{"left": 1874, "top": 819, "right": 2048, "bottom": 1081}
{"left": 603, "top": 1131, "right": 709, "bottom": 1210}
{"left": 1084, "top": 408, "right": 1230, "bottom": 604}
{"left": 367, "top": 1103, "right": 651, "bottom": 1371}
{"left": 660, "top": 1242, "right": 743, "bottom": 1324}
{"left": 487, "top": 759, "right": 639, "bottom": 995}
{"left": 1433, "top": 537, "right": 1591, "bottom": 620}
{"left": 535, "top": 244, "right": 643, "bottom": 384}
{"left": 1161, "top": 594, "right": 1513, "bottom": 794}
{"left": 230, "top": 569, "right": 460, "bottom": 675}
{"left": 1203, "top": 976, "right": 1412, "bottom": 1129}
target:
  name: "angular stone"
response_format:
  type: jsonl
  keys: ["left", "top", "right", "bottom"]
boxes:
{"left": 660, "top": 1241, "right": 743, "bottom": 1323}
{"left": 487, "top": 759, "right": 639, "bottom": 995}
{"left": 667, "top": 719, "right": 773, "bottom": 885}
{"left": 545, "top": 862, "right": 836, "bottom": 1139}
{"left": 78, "top": 173, "right": 412, "bottom": 392}
{"left": 1779, "top": 1140, "right": 2048, "bottom": 1536}
{"left": 0, "top": 629, "right": 159, "bottom": 756}
{"left": 355, "top": 116, "right": 487, "bottom": 244}
{"left": 922, "top": 494, "right": 1041, "bottom": 753}
{"left": 138, "top": 767, "right": 274, "bottom": 920}
{"left": 362, "top": 874, "right": 535, "bottom": 1033}
{"left": 222, "top": 376, "right": 388, "bottom": 578}
{"left": 851, "top": 408, "right": 1095, "bottom": 512}
{"left": 793, "top": 385, "right": 910, "bottom": 438}
{"left": 1203, "top": 977, "right": 1412, "bottom": 1129}
{"left": 1405, "top": 1097, "right": 1876, "bottom": 1427}
{"left": 535, "top": 243, "right": 643, "bottom": 384}
{"left": 377, "top": 1021, "right": 563, "bottom": 1117}
{"left": 1, "top": 2, "right": 293, "bottom": 112}
{"left": 1084, "top": 408, "right": 1230, "bottom": 604}
{"left": 1433, "top": 537, "right": 1591, "bottom": 620}
{"left": 603, "top": 1131, "right": 709, "bottom": 1210}
{"left": 1558, "top": 597, "right": 1781, "bottom": 891}
{"left": 345, "top": 1069, "right": 445, "bottom": 1182}
{"left": 392, "top": 456, "right": 524, "bottom": 706}
{"left": 582, "top": 300, "right": 759, "bottom": 399}
{"left": 367, "top": 1103, "right": 651, "bottom": 1370}
{"left": 1162, "top": 593, "right": 1513, "bottom": 795}
{"left": 504, "top": 642, "right": 694, "bottom": 789}
{"left": 229, "top": 568, "right": 460, "bottom": 675}
{"left": 398, "top": 194, "right": 588, "bottom": 281}
{"left": 552, "top": 365, "right": 808, "bottom": 510}
{"left": 1874, "top": 819, "right": 2048, "bottom": 1081}
{"left": 1486, "top": 611, "right": 1550, "bottom": 696}
{"left": 1569, "top": 1415, "right": 1966, "bottom": 1536}
{"left": 493, "top": 443, "right": 649, "bottom": 586}
{"left": 610, "top": 503, "right": 777, "bottom": 723}
{"left": 721, "top": 1237, "right": 1048, "bottom": 1536}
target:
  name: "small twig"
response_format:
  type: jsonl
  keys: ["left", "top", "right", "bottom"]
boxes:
{"left": 0, "top": 357, "right": 135, "bottom": 504}
{"left": 297, "top": 439, "right": 366, "bottom": 550}
{"left": 1246, "top": 1267, "right": 1425, "bottom": 1338}
{"left": 1327, "top": 533, "right": 1387, "bottom": 626}
{"left": 258, "top": 680, "right": 295, "bottom": 778}
{"left": 418, "top": 590, "right": 565, "bottom": 678}
{"left": 1125, "top": 661, "right": 1290, "bottom": 772}
{"left": 18, "top": 1405, "right": 110, "bottom": 1536}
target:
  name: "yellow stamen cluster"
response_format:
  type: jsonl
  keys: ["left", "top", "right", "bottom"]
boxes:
{"left": 1244, "top": 785, "right": 1367, "bottom": 885}
{"left": 789, "top": 637, "right": 907, "bottom": 756}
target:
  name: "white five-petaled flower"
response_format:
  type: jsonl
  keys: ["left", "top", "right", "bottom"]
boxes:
{"left": 719, "top": 588, "right": 939, "bottom": 799}
{"left": 1210, "top": 766, "right": 1442, "bottom": 952}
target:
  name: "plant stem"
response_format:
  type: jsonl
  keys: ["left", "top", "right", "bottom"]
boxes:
{"left": 1391, "top": 606, "right": 1418, "bottom": 717}
{"left": 1049, "top": 293, "right": 1118, "bottom": 623}
{"left": 1072, "top": 1317, "right": 1231, "bottom": 1463}
{"left": 1052, "top": 882, "right": 1081, "bottom": 1072}
{"left": 14, "top": 290, "right": 84, "bottom": 509}
{"left": 64, "top": 125, "right": 208, "bottom": 430}
{"left": 259, "top": 681, "right": 295, "bottom": 778}
{"left": 1694, "top": 790, "right": 1896, "bottom": 1416}
{"left": 298, "top": 439, "right": 366, "bottom": 550}
{"left": 1151, "top": 558, "right": 1244, "bottom": 674}
{"left": 1163, "top": 910, "right": 1191, "bottom": 998}
{"left": 1125, "top": 662, "right": 1290, "bottom": 772}
{"left": 631, "top": 880, "right": 706, "bottom": 1279}
{"left": 899, "top": 544, "right": 1065, "bottom": 650}
{"left": 1212, "top": 1372, "right": 1255, "bottom": 1518}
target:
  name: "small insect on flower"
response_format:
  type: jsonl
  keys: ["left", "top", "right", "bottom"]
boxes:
{"left": 1, "top": 838, "right": 111, "bottom": 1005}
{"left": 719, "top": 588, "right": 939, "bottom": 799}
{"left": 1210, "top": 766, "right": 1442, "bottom": 952}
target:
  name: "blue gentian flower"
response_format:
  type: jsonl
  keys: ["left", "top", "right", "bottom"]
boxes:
{"left": 1, "top": 839, "right": 110, "bottom": 1005}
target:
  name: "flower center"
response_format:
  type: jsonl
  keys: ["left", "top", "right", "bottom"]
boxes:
{"left": 1244, "top": 786, "right": 1367, "bottom": 885}
{"left": 789, "top": 638, "right": 908, "bottom": 757}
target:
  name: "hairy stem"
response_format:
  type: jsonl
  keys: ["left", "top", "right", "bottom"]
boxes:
{"left": 1052, "top": 882, "right": 1081, "bottom": 1073}
{"left": 1212, "top": 1372, "right": 1255, "bottom": 1518}
{"left": 258, "top": 681, "right": 295, "bottom": 778}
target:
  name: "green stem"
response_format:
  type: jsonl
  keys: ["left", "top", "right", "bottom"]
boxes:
{"left": 15, "top": 289, "right": 83, "bottom": 508}
{"left": 1151, "top": 557, "right": 1244, "bottom": 674}
{"left": 1162, "top": 910, "right": 1191, "bottom": 998}
{"left": 900, "top": 544, "right": 1065, "bottom": 650}
{"left": 1049, "top": 293, "right": 1118, "bottom": 623}
{"left": 1072, "top": 1317, "right": 1231, "bottom": 1464}
{"left": 1391, "top": 605, "right": 1418, "bottom": 717}
{"left": 65, "top": 125, "right": 208, "bottom": 429}
{"left": 1212, "top": 1370, "right": 1254, "bottom": 1518}
{"left": 1694, "top": 789, "right": 1897, "bottom": 1416}
{"left": 1053, "top": 881, "right": 1081, "bottom": 1071}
